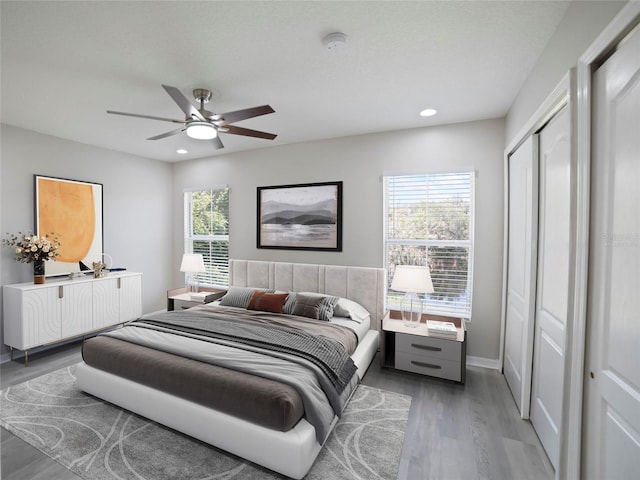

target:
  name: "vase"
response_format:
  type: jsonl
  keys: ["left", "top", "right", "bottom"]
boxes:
{"left": 33, "top": 260, "right": 45, "bottom": 284}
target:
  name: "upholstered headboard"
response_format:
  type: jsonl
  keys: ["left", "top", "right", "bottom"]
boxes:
{"left": 228, "top": 260, "right": 386, "bottom": 329}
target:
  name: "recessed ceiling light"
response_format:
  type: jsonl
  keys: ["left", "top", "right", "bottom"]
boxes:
{"left": 420, "top": 108, "right": 438, "bottom": 117}
{"left": 176, "top": 148, "right": 188, "bottom": 154}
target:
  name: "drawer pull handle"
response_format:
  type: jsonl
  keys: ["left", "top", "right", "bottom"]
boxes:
{"left": 411, "top": 343, "right": 441, "bottom": 352}
{"left": 411, "top": 361, "right": 442, "bottom": 370}
{"left": 181, "top": 306, "right": 189, "bottom": 310}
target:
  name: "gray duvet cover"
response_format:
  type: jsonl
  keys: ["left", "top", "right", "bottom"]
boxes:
{"left": 83, "top": 305, "right": 360, "bottom": 442}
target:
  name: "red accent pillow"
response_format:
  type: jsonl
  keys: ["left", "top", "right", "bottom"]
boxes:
{"left": 247, "top": 291, "right": 289, "bottom": 313}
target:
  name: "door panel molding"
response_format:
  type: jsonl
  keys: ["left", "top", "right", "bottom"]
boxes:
{"left": 530, "top": 105, "right": 570, "bottom": 470}
{"left": 503, "top": 71, "right": 573, "bottom": 479}
{"left": 503, "top": 135, "right": 538, "bottom": 418}
{"left": 575, "top": 5, "right": 640, "bottom": 480}
{"left": 585, "top": 30, "right": 640, "bottom": 475}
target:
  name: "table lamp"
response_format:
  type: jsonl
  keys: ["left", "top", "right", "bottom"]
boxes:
{"left": 180, "top": 253, "right": 206, "bottom": 294}
{"left": 390, "top": 265, "right": 434, "bottom": 327}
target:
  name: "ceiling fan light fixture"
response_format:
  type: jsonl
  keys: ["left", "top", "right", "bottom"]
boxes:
{"left": 186, "top": 122, "right": 217, "bottom": 140}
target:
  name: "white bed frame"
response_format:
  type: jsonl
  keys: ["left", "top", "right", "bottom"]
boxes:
{"left": 76, "top": 260, "right": 385, "bottom": 479}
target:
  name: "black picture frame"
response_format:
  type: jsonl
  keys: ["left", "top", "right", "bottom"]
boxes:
{"left": 257, "top": 181, "right": 343, "bottom": 251}
{"left": 34, "top": 174, "right": 104, "bottom": 276}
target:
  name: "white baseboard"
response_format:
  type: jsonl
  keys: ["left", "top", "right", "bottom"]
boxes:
{"left": 466, "top": 356, "right": 501, "bottom": 370}
{"left": 0, "top": 352, "right": 14, "bottom": 364}
{"left": 0, "top": 337, "right": 81, "bottom": 365}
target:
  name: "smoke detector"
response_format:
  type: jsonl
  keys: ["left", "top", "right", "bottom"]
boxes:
{"left": 323, "top": 32, "right": 348, "bottom": 53}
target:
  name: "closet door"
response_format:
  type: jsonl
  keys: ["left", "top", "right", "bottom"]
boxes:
{"left": 504, "top": 136, "right": 538, "bottom": 416}
{"left": 583, "top": 24, "right": 640, "bottom": 479}
{"left": 530, "top": 106, "right": 570, "bottom": 470}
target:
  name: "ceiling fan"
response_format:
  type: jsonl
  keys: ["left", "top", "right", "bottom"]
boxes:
{"left": 107, "top": 85, "right": 276, "bottom": 149}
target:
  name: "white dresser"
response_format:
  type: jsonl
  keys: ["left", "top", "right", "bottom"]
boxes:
{"left": 3, "top": 272, "right": 142, "bottom": 364}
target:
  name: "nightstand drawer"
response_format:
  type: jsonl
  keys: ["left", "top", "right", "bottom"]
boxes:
{"left": 396, "top": 332, "right": 461, "bottom": 362}
{"left": 395, "top": 354, "right": 462, "bottom": 382}
{"left": 173, "top": 299, "right": 198, "bottom": 310}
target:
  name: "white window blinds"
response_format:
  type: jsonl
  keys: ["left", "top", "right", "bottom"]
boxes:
{"left": 384, "top": 172, "right": 475, "bottom": 318}
{"left": 184, "top": 187, "right": 229, "bottom": 287}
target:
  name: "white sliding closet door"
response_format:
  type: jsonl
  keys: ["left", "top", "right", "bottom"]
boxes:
{"left": 530, "top": 106, "right": 570, "bottom": 470}
{"left": 583, "top": 24, "right": 640, "bottom": 480}
{"left": 504, "top": 136, "right": 538, "bottom": 417}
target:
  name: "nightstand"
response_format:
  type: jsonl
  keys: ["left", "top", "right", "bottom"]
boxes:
{"left": 381, "top": 310, "right": 466, "bottom": 383}
{"left": 167, "top": 287, "right": 226, "bottom": 311}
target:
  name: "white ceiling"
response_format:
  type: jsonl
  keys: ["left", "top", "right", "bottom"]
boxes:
{"left": 1, "top": 1, "right": 571, "bottom": 162}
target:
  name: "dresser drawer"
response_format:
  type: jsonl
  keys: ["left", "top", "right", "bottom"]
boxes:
{"left": 173, "top": 299, "right": 198, "bottom": 310}
{"left": 395, "top": 332, "right": 461, "bottom": 362}
{"left": 395, "top": 353, "right": 462, "bottom": 382}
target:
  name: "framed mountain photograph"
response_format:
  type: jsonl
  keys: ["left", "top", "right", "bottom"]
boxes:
{"left": 257, "top": 181, "right": 342, "bottom": 251}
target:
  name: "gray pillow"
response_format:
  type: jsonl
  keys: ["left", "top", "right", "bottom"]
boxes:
{"left": 280, "top": 292, "right": 297, "bottom": 315}
{"left": 219, "top": 286, "right": 274, "bottom": 309}
{"left": 292, "top": 293, "right": 340, "bottom": 321}
{"left": 291, "top": 293, "right": 325, "bottom": 320}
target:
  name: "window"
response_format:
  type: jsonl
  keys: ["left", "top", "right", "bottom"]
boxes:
{"left": 384, "top": 172, "right": 474, "bottom": 318}
{"left": 184, "top": 186, "right": 229, "bottom": 288}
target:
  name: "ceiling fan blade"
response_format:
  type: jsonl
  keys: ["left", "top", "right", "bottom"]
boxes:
{"left": 223, "top": 125, "right": 277, "bottom": 140}
{"left": 210, "top": 136, "right": 224, "bottom": 149}
{"left": 107, "top": 110, "right": 184, "bottom": 123}
{"left": 162, "top": 85, "right": 205, "bottom": 121}
{"left": 147, "top": 127, "right": 186, "bottom": 141}
{"left": 214, "top": 105, "right": 275, "bottom": 125}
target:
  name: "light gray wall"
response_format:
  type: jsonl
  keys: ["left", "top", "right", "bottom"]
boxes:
{"left": 0, "top": 124, "right": 174, "bottom": 356}
{"left": 506, "top": 0, "right": 626, "bottom": 142}
{"left": 173, "top": 118, "right": 505, "bottom": 361}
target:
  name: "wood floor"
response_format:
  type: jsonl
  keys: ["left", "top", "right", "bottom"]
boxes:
{"left": 1, "top": 341, "right": 554, "bottom": 480}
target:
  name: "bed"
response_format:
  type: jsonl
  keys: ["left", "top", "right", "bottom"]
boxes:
{"left": 76, "top": 260, "right": 385, "bottom": 479}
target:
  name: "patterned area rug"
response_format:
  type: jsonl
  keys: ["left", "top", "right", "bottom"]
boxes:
{"left": 1, "top": 365, "right": 411, "bottom": 479}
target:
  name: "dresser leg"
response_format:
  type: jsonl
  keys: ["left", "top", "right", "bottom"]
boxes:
{"left": 10, "top": 346, "right": 13, "bottom": 361}
{"left": 24, "top": 350, "right": 29, "bottom": 367}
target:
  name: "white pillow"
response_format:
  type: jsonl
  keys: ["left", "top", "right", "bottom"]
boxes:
{"left": 334, "top": 297, "right": 371, "bottom": 324}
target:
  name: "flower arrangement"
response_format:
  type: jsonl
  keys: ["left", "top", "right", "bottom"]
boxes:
{"left": 2, "top": 231, "right": 61, "bottom": 264}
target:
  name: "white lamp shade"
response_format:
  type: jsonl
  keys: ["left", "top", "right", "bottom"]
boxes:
{"left": 390, "top": 265, "right": 434, "bottom": 294}
{"left": 180, "top": 253, "right": 206, "bottom": 273}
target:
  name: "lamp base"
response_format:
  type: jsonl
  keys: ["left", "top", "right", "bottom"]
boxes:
{"left": 184, "top": 271, "right": 202, "bottom": 294}
{"left": 400, "top": 292, "right": 422, "bottom": 328}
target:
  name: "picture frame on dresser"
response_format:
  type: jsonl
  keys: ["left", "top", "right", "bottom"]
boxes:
{"left": 256, "top": 181, "right": 343, "bottom": 251}
{"left": 34, "top": 174, "right": 104, "bottom": 277}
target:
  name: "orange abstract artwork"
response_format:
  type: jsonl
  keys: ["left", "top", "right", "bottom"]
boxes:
{"left": 37, "top": 178, "right": 95, "bottom": 262}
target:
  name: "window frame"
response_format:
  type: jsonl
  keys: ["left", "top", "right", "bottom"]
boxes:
{"left": 384, "top": 172, "right": 475, "bottom": 319}
{"left": 183, "top": 185, "right": 229, "bottom": 288}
